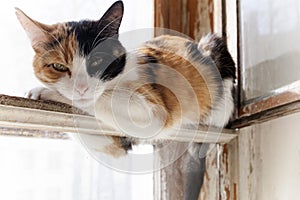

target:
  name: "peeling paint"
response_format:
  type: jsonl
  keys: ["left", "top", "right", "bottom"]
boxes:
{"left": 155, "top": 0, "right": 214, "bottom": 41}
{"left": 222, "top": 144, "right": 229, "bottom": 172}
{"left": 199, "top": 144, "right": 219, "bottom": 200}
{"left": 219, "top": 140, "right": 239, "bottom": 200}
{"left": 225, "top": 186, "right": 230, "bottom": 200}
{"left": 233, "top": 184, "right": 237, "bottom": 200}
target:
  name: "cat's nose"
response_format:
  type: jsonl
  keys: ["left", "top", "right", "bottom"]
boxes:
{"left": 75, "top": 87, "right": 88, "bottom": 96}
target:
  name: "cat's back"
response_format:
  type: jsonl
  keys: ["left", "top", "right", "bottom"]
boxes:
{"left": 136, "top": 35, "right": 219, "bottom": 81}
{"left": 129, "top": 35, "right": 224, "bottom": 125}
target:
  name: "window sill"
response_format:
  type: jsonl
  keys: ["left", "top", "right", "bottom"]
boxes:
{"left": 0, "top": 94, "right": 237, "bottom": 143}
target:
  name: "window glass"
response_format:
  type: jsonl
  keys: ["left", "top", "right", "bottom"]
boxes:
{"left": 240, "top": 0, "right": 300, "bottom": 102}
{"left": 0, "top": 136, "right": 153, "bottom": 200}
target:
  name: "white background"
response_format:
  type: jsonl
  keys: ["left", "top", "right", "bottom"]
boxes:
{"left": 0, "top": 1, "right": 154, "bottom": 200}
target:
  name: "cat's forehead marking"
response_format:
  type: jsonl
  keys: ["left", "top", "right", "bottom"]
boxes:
{"left": 66, "top": 20, "right": 122, "bottom": 56}
{"left": 67, "top": 20, "right": 99, "bottom": 56}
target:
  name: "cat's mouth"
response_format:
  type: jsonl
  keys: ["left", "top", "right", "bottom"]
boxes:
{"left": 72, "top": 97, "right": 95, "bottom": 104}
{"left": 73, "top": 97, "right": 94, "bottom": 101}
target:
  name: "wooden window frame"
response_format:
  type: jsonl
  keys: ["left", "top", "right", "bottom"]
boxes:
{"left": 154, "top": 0, "right": 219, "bottom": 40}
{"left": 154, "top": 0, "right": 300, "bottom": 199}
{"left": 230, "top": 0, "right": 300, "bottom": 128}
{"left": 153, "top": 1, "right": 238, "bottom": 200}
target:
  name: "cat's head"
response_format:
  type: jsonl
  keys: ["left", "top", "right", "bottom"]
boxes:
{"left": 16, "top": 1, "right": 126, "bottom": 104}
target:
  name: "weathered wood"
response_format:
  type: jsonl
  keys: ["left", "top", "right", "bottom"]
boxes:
{"left": 0, "top": 127, "right": 67, "bottom": 139}
{"left": 0, "top": 94, "right": 85, "bottom": 115}
{"left": 219, "top": 140, "right": 239, "bottom": 200}
{"left": 198, "top": 144, "right": 219, "bottom": 200}
{"left": 154, "top": 1, "right": 223, "bottom": 199}
{"left": 238, "top": 126, "right": 261, "bottom": 200}
{"left": 230, "top": 99, "right": 300, "bottom": 129}
{"left": 239, "top": 85, "right": 300, "bottom": 118}
{"left": 154, "top": 142, "right": 208, "bottom": 200}
{"left": 154, "top": 142, "right": 239, "bottom": 200}
{"left": 154, "top": 0, "right": 214, "bottom": 40}
{"left": 237, "top": 112, "right": 300, "bottom": 200}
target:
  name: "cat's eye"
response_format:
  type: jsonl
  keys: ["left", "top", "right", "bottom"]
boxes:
{"left": 51, "top": 63, "right": 69, "bottom": 72}
{"left": 90, "top": 58, "right": 103, "bottom": 67}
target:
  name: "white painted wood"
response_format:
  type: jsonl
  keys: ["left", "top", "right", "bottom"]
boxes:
{"left": 225, "top": 0, "right": 238, "bottom": 66}
{"left": 0, "top": 105, "right": 237, "bottom": 143}
{"left": 238, "top": 112, "right": 300, "bottom": 200}
{"left": 154, "top": 142, "right": 208, "bottom": 200}
{"left": 198, "top": 144, "right": 219, "bottom": 200}
{"left": 219, "top": 140, "right": 239, "bottom": 200}
{"left": 213, "top": 0, "right": 223, "bottom": 34}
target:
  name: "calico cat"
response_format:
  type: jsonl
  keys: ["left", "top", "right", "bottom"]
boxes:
{"left": 16, "top": 1, "right": 235, "bottom": 157}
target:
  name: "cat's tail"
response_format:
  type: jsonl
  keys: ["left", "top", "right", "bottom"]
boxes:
{"left": 198, "top": 34, "right": 236, "bottom": 80}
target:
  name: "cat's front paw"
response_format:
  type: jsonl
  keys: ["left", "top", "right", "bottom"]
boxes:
{"left": 26, "top": 87, "right": 72, "bottom": 105}
{"left": 25, "top": 87, "right": 52, "bottom": 100}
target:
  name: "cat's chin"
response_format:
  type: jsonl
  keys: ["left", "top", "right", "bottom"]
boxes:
{"left": 72, "top": 98, "right": 95, "bottom": 107}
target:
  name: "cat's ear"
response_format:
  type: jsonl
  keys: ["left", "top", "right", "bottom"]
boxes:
{"left": 15, "top": 8, "right": 53, "bottom": 47}
{"left": 97, "top": 1, "right": 124, "bottom": 37}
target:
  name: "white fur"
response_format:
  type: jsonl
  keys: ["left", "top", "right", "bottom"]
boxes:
{"left": 203, "top": 78, "right": 234, "bottom": 127}
{"left": 27, "top": 51, "right": 166, "bottom": 154}
{"left": 15, "top": 8, "right": 47, "bottom": 47}
{"left": 198, "top": 33, "right": 216, "bottom": 57}
{"left": 33, "top": 52, "right": 107, "bottom": 115}
{"left": 27, "top": 52, "right": 117, "bottom": 155}
{"left": 93, "top": 85, "right": 166, "bottom": 138}
{"left": 27, "top": 36, "right": 235, "bottom": 156}
{"left": 198, "top": 34, "right": 235, "bottom": 127}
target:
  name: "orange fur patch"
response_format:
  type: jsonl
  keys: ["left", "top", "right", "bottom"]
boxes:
{"left": 136, "top": 35, "right": 215, "bottom": 128}
{"left": 33, "top": 24, "right": 78, "bottom": 83}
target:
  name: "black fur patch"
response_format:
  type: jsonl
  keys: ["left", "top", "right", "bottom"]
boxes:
{"left": 67, "top": 1, "right": 123, "bottom": 56}
{"left": 119, "top": 137, "right": 134, "bottom": 152}
{"left": 67, "top": 20, "right": 100, "bottom": 56}
{"left": 206, "top": 36, "right": 236, "bottom": 80}
{"left": 67, "top": 20, "right": 123, "bottom": 57}
{"left": 86, "top": 37, "right": 126, "bottom": 81}
{"left": 141, "top": 54, "right": 160, "bottom": 89}
{"left": 142, "top": 55, "right": 158, "bottom": 63}
{"left": 99, "top": 53, "right": 126, "bottom": 81}
{"left": 186, "top": 36, "right": 236, "bottom": 80}
{"left": 67, "top": 1, "right": 125, "bottom": 81}
{"left": 143, "top": 55, "right": 158, "bottom": 82}
{"left": 185, "top": 40, "right": 226, "bottom": 99}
